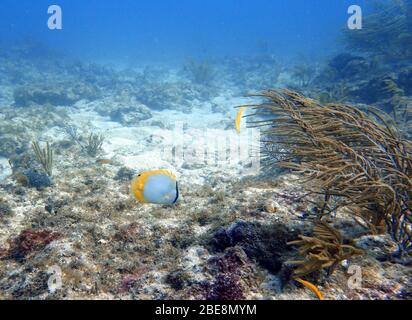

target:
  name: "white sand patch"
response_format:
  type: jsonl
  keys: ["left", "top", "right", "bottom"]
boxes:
{"left": 37, "top": 93, "right": 259, "bottom": 201}
{"left": 0, "top": 157, "right": 12, "bottom": 181}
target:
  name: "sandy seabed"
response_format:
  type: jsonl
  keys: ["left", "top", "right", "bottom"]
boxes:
{"left": 0, "top": 60, "right": 410, "bottom": 300}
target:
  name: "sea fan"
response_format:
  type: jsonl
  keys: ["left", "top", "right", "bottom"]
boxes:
{"left": 246, "top": 89, "right": 412, "bottom": 256}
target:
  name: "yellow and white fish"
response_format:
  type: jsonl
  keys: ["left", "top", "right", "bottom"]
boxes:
{"left": 131, "top": 170, "right": 179, "bottom": 205}
{"left": 235, "top": 106, "right": 247, "bottom": 134}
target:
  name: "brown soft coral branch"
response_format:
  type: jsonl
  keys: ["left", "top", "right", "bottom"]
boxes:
{"left": 247, "top": 89, "right": 412, "bottom": 256}
{"left": 287, "top": 221, "right": 364, "bottom": 277}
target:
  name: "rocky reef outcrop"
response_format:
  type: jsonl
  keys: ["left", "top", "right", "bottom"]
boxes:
{"left": 14, "top": 82, "right": 101, "bottom": 107}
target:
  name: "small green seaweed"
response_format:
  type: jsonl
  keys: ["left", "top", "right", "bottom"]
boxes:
{"left": 82, "top": 133, "right": 105, "bottom": 157}
{"left": 60, "top": 124, "right": 105, "bottom": 157}
{"left": 31, "top": 141, "right": 53, "bottom": 176}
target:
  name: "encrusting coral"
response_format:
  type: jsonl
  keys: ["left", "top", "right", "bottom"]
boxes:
{"left": 246, "top": 89, "right": 412, "bottom": 260}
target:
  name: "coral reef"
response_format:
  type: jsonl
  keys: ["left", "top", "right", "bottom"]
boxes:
{"left": 0, "top": 199, "right": 13, "bottom": 219}
{"left": 109, "top": 104, "right": 152, "bottom": 126}
{"left": 327, "top": 54, "right": 372, "bottom": 80}
{"left": 165, "top": 270, "right": 190, "bottom": 291}
{"left": 115, "top": 167, "right": 136, "bottom": 182}
{"left": 1, "top": 229, "right": 61, "bottom": 262}
{"left": 222, "top": 55, "right": 282, "bottom": 93}
{"left": 0, "top": 40, "right": 410, "bottom": 300}
{"left": 94, "top": 96, "right": 153, "bottom": 126}
{"left": 208, "top": 221, "right": 297, "bottom": 274}
{"left": 17, "top": 170, "right": 52, "bottom": 189}
{"left": 205, "top": 273, "right": 245, "bottom": 300}
{"left": 0, "top": 104, "right": 69, "bottom": 158}
{"left": 393, "top": 97, "right": 412, "bottom": 139}
{"left": 291, "top": 63, "right": 317, "bottom": 89}
{"left": 201, "top": 247, "right": 254, "bottom": 300}
{"left": 343, "top": 0, "right": 412, "bottom": 62}
{"left": 398, "top": 67, "right": 412, "bottom": 95}
{"left": 135, "top": 81, "right": 202, "bottom": 112}
{"left": 14, "top": 82, "right": 101, "bottom": 108}
{"left": 183, "top": 59, "right": 216, "bottom": 85}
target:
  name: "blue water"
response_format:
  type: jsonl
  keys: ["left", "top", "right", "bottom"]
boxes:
{"left": 0, "top": 0, "right": 369, "bottom": 63}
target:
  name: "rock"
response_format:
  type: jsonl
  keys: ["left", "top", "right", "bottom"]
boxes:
{"left": 348, "top": 75, "right": 399, "bottom": 106}
{"left": 14, "top": 87, "right": 75, "bottom": 107}
{"left": 355, "top": 235, "right": 398, "bottom": 260}
{"left": 0, "top": 157, "right": 12, "bottom": 180}
{"left": 10, "top": 271, "right": 50, "bottom": 299}
{"left": 135, "top": 82, "right": 197, "bottom": 112}
{"left": 17, "top": 169, "right": 52, "bottom": 190}
{"left": 208, "top": 220, "right": 297, "bottom": 274}
{"left": 263, "top": 200, "right": 278, "bottom": 213}
{"left": 5, "top": 229, "right": 61, "bottom": 262}
{"left": 115, "top": 167, "right": 136, "bottom": 181}
{"left": 0, "top": 134, "right": 27, "bottom": 157}
{"left": 398, "top": 66, "right": 412, "bottom": 95}
{"left": 205, "top": 273, "right": 245, "bottom": 300}
{"left": 0, "top": 200, "right": 13, "bottom": 218}
{"left": 14, "top": 82, "right": 101, "bottom": 107}
{"left": 328, "top": 53, "right": 371, "bottom": 79}
{"left": 109, "top": 103, "right": 152, "bottom": 126}
{"left": 165, "top": 270, "right": 190, "bottom": 291}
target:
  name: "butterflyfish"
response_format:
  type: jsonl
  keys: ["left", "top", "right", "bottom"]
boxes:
{"left": 131, "top": 170, "right": 179, "bottom": 205}
{"left": 235, "top": 106, "right": 247, "bottom": 134}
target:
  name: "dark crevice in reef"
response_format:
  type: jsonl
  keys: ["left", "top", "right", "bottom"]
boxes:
{"left": 207, "top": 220, "right": 299, "bottom": 274}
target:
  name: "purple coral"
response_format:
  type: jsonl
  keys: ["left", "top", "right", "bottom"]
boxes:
{"left": 206, "top": 274, "right": 245, "bottom": 300}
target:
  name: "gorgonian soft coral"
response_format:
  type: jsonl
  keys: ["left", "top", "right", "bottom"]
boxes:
{"left": 247, "top": 89, "right": 412, "bottom": 257}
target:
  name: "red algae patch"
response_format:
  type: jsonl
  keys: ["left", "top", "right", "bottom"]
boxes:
{"left": 3, "top": 229, "right": 61, "bottom": 262}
